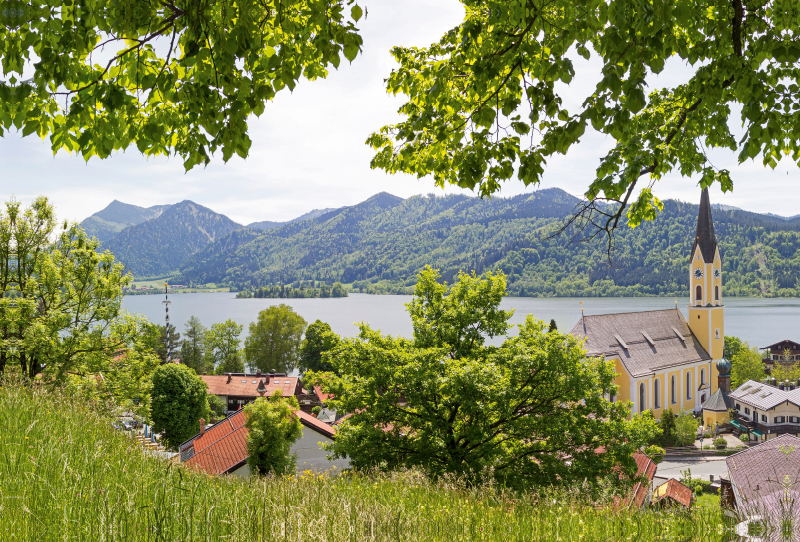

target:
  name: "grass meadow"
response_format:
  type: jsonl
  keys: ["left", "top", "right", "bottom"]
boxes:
{"left": 0, "top": 379, "right": 738, "bottom": 541}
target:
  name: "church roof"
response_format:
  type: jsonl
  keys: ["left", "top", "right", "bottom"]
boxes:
{"left": 701, "top": 387, "right": 734, "bottom": 412}
{"left": 691, "top": 187, "right": 718, "bottom": 263}
{"left": 570, "top": 309, "right": 712, "bottom": 378}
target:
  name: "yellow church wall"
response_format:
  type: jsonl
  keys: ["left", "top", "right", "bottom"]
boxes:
{"left": 611, "top": 357, "right": 630, "bottom": 404}
{"left": 710, "top": 307, "right": 724, "bottom": 360}
{"left": 689, "top": 309, "right": 710, "bottom": 358}
{"left": 703, "top": 409, "right": 728, "bottom": 428}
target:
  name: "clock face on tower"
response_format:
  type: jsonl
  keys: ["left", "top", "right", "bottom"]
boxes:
{"left": 714, "top": 268, "right": 721, "bottom": 279}
{"left": 694, "top": 268, "right": 703, "bottom": 279}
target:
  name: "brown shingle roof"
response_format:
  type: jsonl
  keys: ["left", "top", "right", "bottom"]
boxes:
{"left": 201, "top": 374, "right": 301, "bottom": 398}
{"left": 653, "top": 478, "right": 693, "bottom": 508}
{"left": 571, "top": 309, "right": 711, "bottom": 378}
{"left": 726, "top": 434, "right": 800, "bottom": 520}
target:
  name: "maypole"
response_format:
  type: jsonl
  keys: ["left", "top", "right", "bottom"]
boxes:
{"left": 163, "top": 283, "right": 172, "bottom": 363}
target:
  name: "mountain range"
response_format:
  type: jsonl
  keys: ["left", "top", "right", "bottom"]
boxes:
{"left": 83, "top": 190, "right": 800, "bottom": 296}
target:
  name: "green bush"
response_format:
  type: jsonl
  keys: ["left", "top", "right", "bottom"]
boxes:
{"left": 312, "top": 406, "right": 322, "bottom": 415}
{"left": 644, "top": 445, "right": 665, "bottom": 463}
{"left": 714, "top": 437, "right": 727, "bottom": 449}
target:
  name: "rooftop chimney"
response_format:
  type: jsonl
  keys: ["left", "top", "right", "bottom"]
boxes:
{"left": 199, "top": 418, "right": 206, "bottom": 436}
{"left": 226, "top": 373, "right": 232, "bottom": 383}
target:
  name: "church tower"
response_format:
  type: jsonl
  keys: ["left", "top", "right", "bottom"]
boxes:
{"left": 688, "top": 188, "right": 724, "bottom": 367}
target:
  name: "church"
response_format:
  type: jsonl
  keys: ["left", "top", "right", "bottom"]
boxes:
{"left": 570, "top": 189, "right": 724, "bottom": 419}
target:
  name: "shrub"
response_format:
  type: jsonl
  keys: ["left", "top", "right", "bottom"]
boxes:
{"left": 703, "top": 444, "right": 714, "bottom": 450}
{"left": 312, "top": 406, "right": 322, "bottom": 415}
{"left": 714, "top": 437, "right": 727, "bottom": 449}
{"left": 150, "top": 364, "right": 209, "bottom": 450}
{"left": 644, "top": 445, "right": 665, "bottom": 463}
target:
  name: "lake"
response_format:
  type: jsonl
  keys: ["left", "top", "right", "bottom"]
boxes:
{"left": 123, "top": 292, "right": 800, "bottom": 351}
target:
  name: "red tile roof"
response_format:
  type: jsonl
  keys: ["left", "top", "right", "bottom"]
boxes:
{"left": 314, "top": 385, "right": 332, "bottom": 404}
{"left": 181, "top": 407, "right": 337, "bottom": 476}
{"left": 630, "top": 451, "right": 658, "bottom": 509}
{"left": 184, "top": 410, "right": 248, "bottom": 476}
{"left": 201, "top": 374, "right": 301, "bottom": 398}
{"left": 653, "top": 478, "right": 693, "bottom": 508}
{"left": 295, "top": 409, "right": 336, "bottom": 438}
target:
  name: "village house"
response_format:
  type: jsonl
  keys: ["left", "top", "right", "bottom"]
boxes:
{"left": 178, "top": 408, "right": 349, "bottom": 476}
{"left": 651, "top": 479, "right": 693, "bottom": 509}
{"left": 200, "top": 372, "right": 316, "bottom": 414}
{"left": 571, "top": 189, "right": 724, "bottom": 418}
{"left": 726, "top": 378, "right": 800, "bottom": 439}
{"left": 724, "top": 434, "right": 800, "bottom": 528}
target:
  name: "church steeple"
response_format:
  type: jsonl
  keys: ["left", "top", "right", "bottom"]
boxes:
{"left": 692, "top": 187, "right": 717, "bottom": 264}
{"left": 688, "top": 188, "right": 724, "bottom": 363}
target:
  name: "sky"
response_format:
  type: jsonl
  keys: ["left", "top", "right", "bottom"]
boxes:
{"left": 1, "top": 0, "right": 798, "bottom": 225}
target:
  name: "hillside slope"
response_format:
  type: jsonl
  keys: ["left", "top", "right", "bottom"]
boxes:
{"left": 247, "top": 207, "right": 341, "bottom": 230}
{"left": 105, "top": 201, "right": 243, "bottom": 277}
{"left": 177, "top": 189, "right": 800, "bottom": 297}
{"left": 81, "top": 200, "right": 171, "bottom": 242}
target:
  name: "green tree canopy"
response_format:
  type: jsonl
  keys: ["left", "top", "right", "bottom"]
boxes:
{"left": 150, "top": 363, "right": 209, "bottom": 450}
{"left": 244, "top": 304, "right": 307, "bottom": 374}
{"left": 204, "top": 319, "right": 243, "bottom": 372}
{"left": 1, "top": 0, "right": 363, "bottom": 170}
{"left": 310, "top": 267, "right": 657, "bottom": 490}
{"left": 244, "top": 392, "right": 303, "bottom": 475}
{"left": 180, "top": 316, "right": 207, "bottom": 374}
{"left": 723, "top": 336, "right": 746, "bottom": 361}
{"left": 298, "top": 320, "right": 339, "bottom": 374}
{"left": 367, "top": 0, "right": 797, "bottom": 234}
{"left": 673, "top": 411, "right": 699, "bottom": 447}
{"left": 142, "top": 323, "right": 181, "bottom": 364}
{"left": 0, "top": 197, "right": 130, "bottom": 379}
{"left": 731, "top": 345, "right": 767, "bottom": 390}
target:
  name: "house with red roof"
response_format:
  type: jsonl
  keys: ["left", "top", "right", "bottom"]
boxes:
{"left": 200, "top": 372, "right": 303, "bottom": 414}
{"left": 178, "top": 407, "right": 349, "bottom": 477}
{"left": 652, "top": 479, "right": 693, "bottom": 509}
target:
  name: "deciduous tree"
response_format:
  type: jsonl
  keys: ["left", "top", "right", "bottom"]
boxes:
{"left": 731, "top": 345, "right": 767, "bottom": 390}
{"left": 0, "top": 197, "right": 130, "bottom": 379}
{"left": 724, "top": 336, "right": 746, "bottom": 361}
{"left": 204, "top": 319, "right": 243, "bottom": 373}
{"left": 244, "top": 392, "right": 303, "bottom": 475}
{"left": 368, "top": 0, "right": 797, "bottom": 238}
{"left": 298, "top": 320, "right": 339, "bottom": 374}
{"left": 310, "top": 267, "right": 658, "bottom": 490}
{"left": 150, "top": 364, "right": 209, "bottom": 450}
{"left": 0, "top": 0, "right": 363, "bottom": 170}
{"left": 244, "top": 305, "right": 307, "bottom": 374}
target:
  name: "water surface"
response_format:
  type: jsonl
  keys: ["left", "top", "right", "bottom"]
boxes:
{"left": 123, "top": 293, "right": 799, "bottom": 349}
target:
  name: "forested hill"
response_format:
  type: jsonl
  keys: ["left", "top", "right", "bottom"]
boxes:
{"left": 104, "top": 201, "right": 242, "bottom": 277}
{"left": 173, "top": 188, "right": 800, "bottom": 297}
{"left": 80, "top": 200, "right": 172, "bottom": 242}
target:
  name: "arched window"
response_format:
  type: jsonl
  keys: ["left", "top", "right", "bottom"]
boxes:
{"left": 686, "top": 372, "right": 692, "bottom": 400}
{"left": 654, "top": 379, "right": 661, "bottom": 409}
{"left": 715, "top": 285, "right": 719, "bottom": 301}
{"left": 640, "top": 383, "right": 646, "bottom": 412}
{"left": 695, "top": 285, "right": 702, "bottom": 301}
{"left": 671, "top": 376, "right": 676, "bottom": 404}
{"left": 700, "top": 368, "right": 706, "bottom": 386}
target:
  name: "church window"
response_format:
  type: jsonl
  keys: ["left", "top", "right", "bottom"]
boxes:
{"left": 700, "top": 369, "right": 705, "bottom": 386}
{"left": 715, "top": 286, "right": 719, "bottom": 301}
{"left": 654, "top": 379, "right": 661, "bottom": 409}
{"left": 671, "top": 376, "right": 677, "bottom": 405}
{"left": 695, "top": 285, "right": 702, "bottom": 301}
{"left": 639, "top": 383, "right": 646, "bottom": 412}
{"left": 685, "top": 372, "right": 692, "bottom": 400}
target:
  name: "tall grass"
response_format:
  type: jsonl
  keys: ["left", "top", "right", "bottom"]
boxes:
{"left": 0, "top": 378, "right": 735, "bottom": 541}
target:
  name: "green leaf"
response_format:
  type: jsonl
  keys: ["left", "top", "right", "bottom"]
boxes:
{"left": 351, "top": 4, "right": 363, "bottom": 22}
